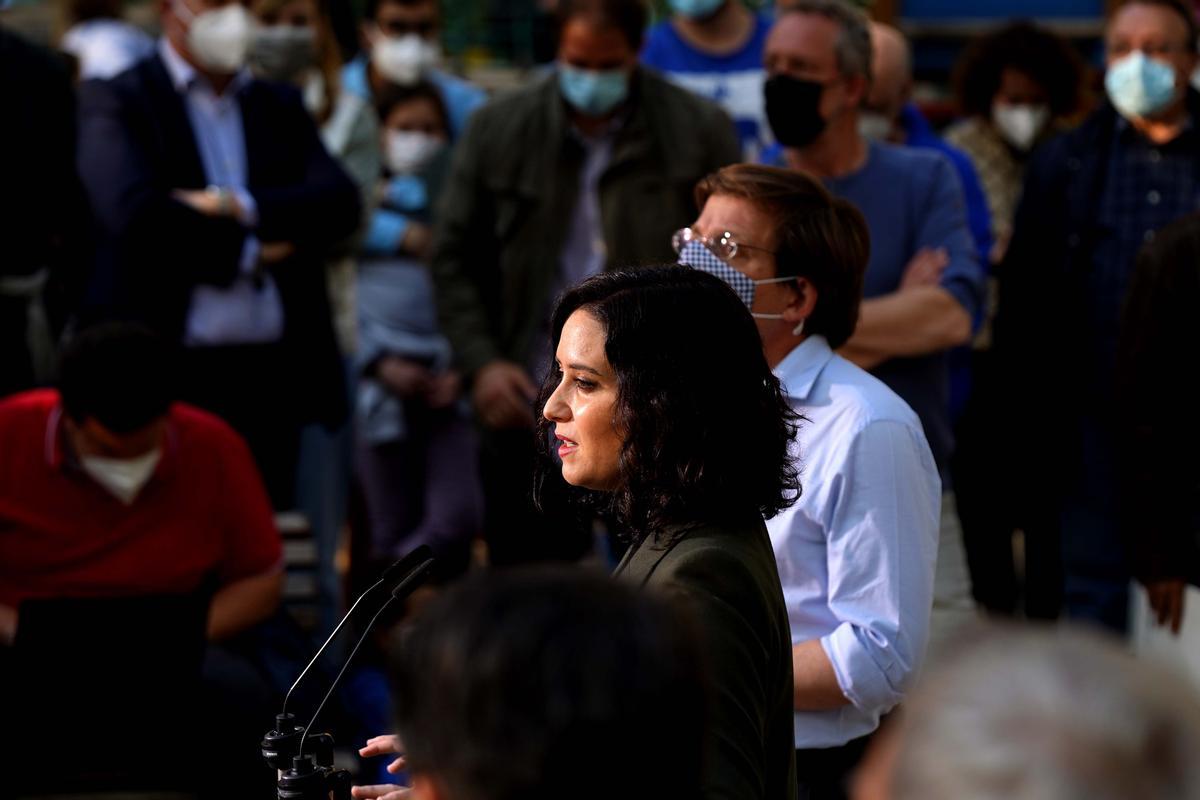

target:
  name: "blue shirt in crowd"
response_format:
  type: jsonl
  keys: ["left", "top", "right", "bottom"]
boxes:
{"left": 767, "top": 335, "right": 940, "bottom": 749}
{"left": 768, "top": 140, "right": 985, "bottom": 478}
{"left": 641, "top": 14, "right": 772, "bottom": 159}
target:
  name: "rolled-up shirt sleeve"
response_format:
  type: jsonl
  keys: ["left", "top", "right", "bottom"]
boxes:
{"left": 818, "top": 419, "right": 941, "bottom": 714}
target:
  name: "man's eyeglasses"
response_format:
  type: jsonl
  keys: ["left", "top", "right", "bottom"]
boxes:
{"left": 671, "top": 227, "right": 774, "bottom": 263}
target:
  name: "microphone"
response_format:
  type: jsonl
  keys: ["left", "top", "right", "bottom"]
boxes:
{"left": 261, "top": 547, "right": 434, "bottom": 772}
{"left": 297, "top": 555, "right": 435, "bottom": 759}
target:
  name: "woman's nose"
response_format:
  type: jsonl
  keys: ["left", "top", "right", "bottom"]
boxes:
{"left": 543, "top": 383, "right": 569, "bottom": 422}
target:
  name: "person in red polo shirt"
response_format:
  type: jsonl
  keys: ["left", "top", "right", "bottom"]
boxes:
{"left": 0, "top": 322, "right": 283, "bottom": 644}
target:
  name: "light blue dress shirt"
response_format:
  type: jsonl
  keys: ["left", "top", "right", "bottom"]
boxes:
{"left": 766, "top": 335, "right": 941, "bottom": 748}
{"left": 159, "top": 39, "right": 284, "bottom": 345}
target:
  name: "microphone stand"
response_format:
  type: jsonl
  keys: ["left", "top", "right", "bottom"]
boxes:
{"left": 261, "top": 547, "right": 436, "bottom": 799}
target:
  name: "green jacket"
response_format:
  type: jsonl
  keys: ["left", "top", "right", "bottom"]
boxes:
{"left": 431, "top": 68, "right": 741, "bottom": 378}
{"left": 615, "top": 515, "right": 798, "bottom": 800}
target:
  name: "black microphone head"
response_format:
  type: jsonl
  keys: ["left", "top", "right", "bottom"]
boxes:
{"left": 391, "top": 558, "right": 436, "bottom": 600}
{"left": 380, "top": 545, "right": 435, "bottom": 585}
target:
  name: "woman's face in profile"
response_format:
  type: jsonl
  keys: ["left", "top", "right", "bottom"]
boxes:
{"left": 543, "top": 309, "right": 623, "bottom": 491}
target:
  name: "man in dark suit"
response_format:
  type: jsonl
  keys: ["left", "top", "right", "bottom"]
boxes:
{"left": 76, "top": 0, "right": 361, "bottom": 506}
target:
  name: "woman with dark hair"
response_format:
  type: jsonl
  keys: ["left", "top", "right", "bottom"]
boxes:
{"left": 536, "top": 264, "right": 798, "bottom": 800}
{"left": 681, "top": 164, "right": 940, "bottom": 799}
{"left": 944, "top": 22, "right": 1086, "bottom": 263}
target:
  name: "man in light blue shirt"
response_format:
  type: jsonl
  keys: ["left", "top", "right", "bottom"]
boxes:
{"left": 680, "top": 163, "right": 939, "bottom": 799}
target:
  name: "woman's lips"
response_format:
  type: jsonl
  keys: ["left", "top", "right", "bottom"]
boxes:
{"left": 556, "top": 433, "right": 578, "bottom": 458}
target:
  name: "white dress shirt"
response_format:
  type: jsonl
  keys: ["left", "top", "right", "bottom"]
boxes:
{"left": 767, "top": 335, "right": 940, "bottom": 748}
{"left": 159, "top": 39, "right": 284, "bottom": 346}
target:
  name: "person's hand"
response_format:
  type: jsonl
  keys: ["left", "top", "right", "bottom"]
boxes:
{"left": 378, "top": 356, "right": 433, "bottom": 399}
{"left": 401, "top": 222, "right": 433, "bottom": 260}
{"left": 353, "top": 735, "right": 409, "bottom": 799}
{"left": 172, "top": 187, "right": 244, "bottom": 218}
{"left": 425, "top": 369, "right": 462, "bottom": 410}
{"left": 259, "top": 241, "right": 296, "bottom": 264}
{"left": 899, "top": 247, "right": 949, "bottom": 291}
{"left": 1146, "top": 578, "right": 1187, "bottom": 635}
{"left": 0, "top": 604, "right": 17, "bottom": 646}
{"left": 472, "top": 360, "right": 538, "bottom": 429}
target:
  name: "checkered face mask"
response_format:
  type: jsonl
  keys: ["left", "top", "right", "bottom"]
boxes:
{"left": 676, "top": 240, "right": 791, "bottom": 320}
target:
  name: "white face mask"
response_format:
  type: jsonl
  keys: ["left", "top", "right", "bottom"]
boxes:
{"left": 80, "top": 448, "right": 163, "bottom": 505}
{"left": 371, "top": 32, "right": 440, "bottom": 86}
{"left": 991, "top": 101, "right": 1050, "bottom": 151}
{"left": 385, "top": 130, "right": 444, "bottom": 174}
{"left": 175, "top": 1, "right": 257, "bottom": 74}
{"left": 857, "top": 110, "right": 894, "bottom": 142}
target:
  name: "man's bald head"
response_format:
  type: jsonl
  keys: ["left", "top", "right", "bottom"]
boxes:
{"left": 866, "top": 21, "right": 911, "bottom": 122}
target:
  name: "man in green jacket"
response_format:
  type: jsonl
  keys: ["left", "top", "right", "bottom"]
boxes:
{"left": 432, "top": 0, "right": 740, "bottom": 566}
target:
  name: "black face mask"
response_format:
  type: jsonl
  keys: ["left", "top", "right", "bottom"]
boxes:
{"left": 764, "top": 74, "right": 826, "bottom": 148}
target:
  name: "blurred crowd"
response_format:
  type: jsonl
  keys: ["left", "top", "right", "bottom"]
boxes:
{"left": 3, "top": 0, "right": 1200, "bottom": 797}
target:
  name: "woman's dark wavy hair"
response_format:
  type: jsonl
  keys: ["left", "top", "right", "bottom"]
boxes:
{"left": 953, "top": 21, "right": 1086, "bottom": 119}
{"left": 535, "top": 265, "right": 801, "bottom": 541}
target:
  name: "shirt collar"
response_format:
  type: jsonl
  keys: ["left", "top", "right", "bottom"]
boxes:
{"left": 773, "top": 335, "right": 835, "bottom": 403}
{"left": 158, "top": 36, "right": 252, "bottom": 97}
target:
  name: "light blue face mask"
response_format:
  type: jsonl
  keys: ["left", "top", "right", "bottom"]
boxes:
{"left": 667, "top": 0, "right": 725, "bottom": 20}
{"left": 1105, "top": 50, "right": 1178, "bottom": 120}
{"left": 677, "top": 240, "right": 793, "bottom": 320}
{"left": 558, "top": 65, "right": 630, "bottom": 117}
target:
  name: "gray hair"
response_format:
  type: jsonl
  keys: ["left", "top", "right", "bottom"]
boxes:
{"left": 892, "top": 624, "right": 1200, "bottom": 800}
{"left": 778, "top": 0, "right": 873, "bottom": 84}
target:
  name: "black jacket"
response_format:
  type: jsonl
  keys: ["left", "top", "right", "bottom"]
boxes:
{"left": 76, "top": 53, "right": 360, "bottom": 424}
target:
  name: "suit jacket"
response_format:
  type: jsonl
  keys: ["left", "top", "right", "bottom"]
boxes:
{"left": 431, "top": 68, "right": 741, "bottom": 379}
{"left": 615, "top": 513, "right": 798, "bottom": 800}
{"left": 76, "top": 53, "right": 361, "bottom": 424}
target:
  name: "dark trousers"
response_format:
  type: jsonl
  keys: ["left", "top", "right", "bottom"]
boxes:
{"left": 953, "top": 350, "right": 1062, "bottom": 619}
{"left": 478, "top": 427, "right": 592, "bottom": 566}
{"left": 795, "top": 734, "right": 872, "bottom": 800}
{"left": 179, "top": 343, "right": 300, "bottom": 509}
{"left": 356, "top": 403, "right": 482, "bottom": 579}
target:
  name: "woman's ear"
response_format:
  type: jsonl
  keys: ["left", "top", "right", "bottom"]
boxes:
{"left": 783, "top": 276, "right": 819, "bottom": 330}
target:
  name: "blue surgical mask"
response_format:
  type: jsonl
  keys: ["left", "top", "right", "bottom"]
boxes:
{"left": 559, "top": 65, "right": 630, "bottom": 117}
{"left": 667, "top": 0, "right": 725, "bottom": 19}
{"left": 1105, "top": 50, "right": 1179, "bottom": 120}
{"left": 678, "top": 240, "right": 792, "bottom": 319}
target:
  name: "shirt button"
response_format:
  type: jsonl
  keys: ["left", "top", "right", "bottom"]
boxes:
{"left": 1145, "top": 229, "right": 1157, "bottom": 243}
{"left": 1148, "top": 190, "right": 1162, "bottom": 205}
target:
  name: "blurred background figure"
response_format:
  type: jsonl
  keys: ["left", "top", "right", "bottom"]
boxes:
{"left": 76, "top": 0, "right": 361, "bottom": 509}
{"left": 355, "top": 568, "right": 707, "bottom": 800}
{"left": 1118, "top": 213, "right": 1200, "bottom": 637}
{"left": 432, "top": 0, "right": 739, "bottom": 566}
{"left": 996, "top": 0, "right": 1200, "bottom": 633}
{"left": 0, "top": 323, "right": 283, "bottom": 796}
{"left": 342, "top": 0, "right": 485, "bottom": 138}
{"left": 0, "top": 16, "right": 87, "bottom": 399}
{"left": 639, "top": 0, "right": 772, "bottom": 158}
{"left": 861, "top": 21, "right": 992, "bottom": 269}
{"left": 356, "top": 81, "right": 481, "bottom": 581}
{"left": 945, "top": 21, "right": 1086, "bottom": 265}
{"left": 60, "top": 0, "right": 154, "bottom": 79}
{"left": 763, "top": 0, "right": 984, "bottom": 656}
{"left": 854, "top": 625, "right": 1200, "bottom": 800}
{"left": 943, "top": 21, "right": 1086, "bottom": 623}
{"left": 248, "top": 0, "right": 380, "bottom": 636}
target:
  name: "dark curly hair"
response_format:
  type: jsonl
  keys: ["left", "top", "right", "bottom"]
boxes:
{"left": 534, "top": 265, "right": 801, "bottom": 541}
{"left": 953, "top": 21, "right": 1086, "bottom": 119}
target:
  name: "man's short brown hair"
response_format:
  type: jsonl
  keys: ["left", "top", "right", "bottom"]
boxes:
{"left": 694, "top": 164, "right": 870, "bottom": 349}
{"left": 1110, "top": 0, "right": 1200, "bottom": 53}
